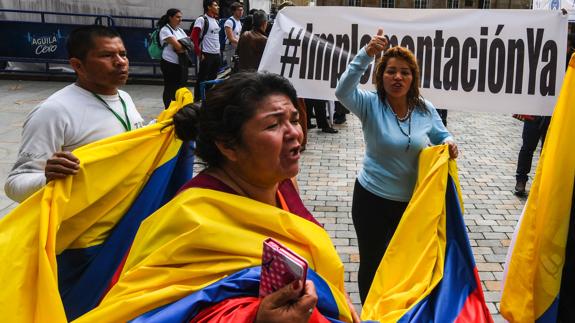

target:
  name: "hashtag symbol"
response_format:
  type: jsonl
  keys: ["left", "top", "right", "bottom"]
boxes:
{"left": 280, "top": 27, "right": 303, "bottom": 78}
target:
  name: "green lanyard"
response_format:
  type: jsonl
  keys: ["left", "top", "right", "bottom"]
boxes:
{"left": 91, "top": 92, "right": 132, "bottom": 132}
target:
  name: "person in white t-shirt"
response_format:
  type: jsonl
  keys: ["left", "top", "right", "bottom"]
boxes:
{"left": 222, "top": 2, "right": 243, "bottom": 69}
{"left": 5, "top": 25, "right": 144, "bottom": 203}
{"left": 191, "top": 0, "right": 221, "bottom": 101}
{"left": 158, "top": 8, "right": 191, "bottom": 108}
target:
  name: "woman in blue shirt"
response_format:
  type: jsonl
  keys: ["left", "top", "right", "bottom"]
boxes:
{"left": 335, "top": 29, "right": 458, "bottom": 303}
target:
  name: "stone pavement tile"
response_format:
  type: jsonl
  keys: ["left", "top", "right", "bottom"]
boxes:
{"left": 484, "top": 291, "right": 502, "bottom": 303}
{"left": 477, "top": 262, "right": 503, "bottom": 272}
{"left": 479, "top": 271, "right": 495, "bottom": 280}
{"left": 485, "top": 254, "right": 507, "bottom": 263}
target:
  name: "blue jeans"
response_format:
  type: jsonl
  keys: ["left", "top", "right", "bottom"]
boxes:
{"left": 515, "top": 117, "right": 550, "bottom": 182}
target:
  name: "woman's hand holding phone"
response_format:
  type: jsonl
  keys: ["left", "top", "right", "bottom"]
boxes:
{"left": 255, "top": 280, "right": 318, "bottom": 323}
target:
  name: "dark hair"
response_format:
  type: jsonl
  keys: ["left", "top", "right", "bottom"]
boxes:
{"left": 230, "top": 2, "right": 243, "bottom": 12}
{"left": 173, "top": 72, "right": 298, "bottom": 167}
{"left": 158, "top": 8, "right": 182, "bottom": 29}
{"left": 375, "top": 46, "right": 426, "bottom": 113}
{"left": 66, "top": 25, "right": 121, "bottom": 60}
{"left": 240, "top": 15, "right": 253, "bottom": 33}
{"left": 203, "top": 0, "right": 218, "bottom": 12}
{"left": 252, "top": 10, "right": 268, "bottom": 30}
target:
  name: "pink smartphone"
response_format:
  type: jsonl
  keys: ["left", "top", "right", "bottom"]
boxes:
{"left": 259, "top": 237, "right": 309, "bottom": 297}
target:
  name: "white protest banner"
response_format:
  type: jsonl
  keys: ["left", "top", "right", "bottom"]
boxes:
{"left": 533, "top": 0, "right": 575, "bottom": 21}
{"left": 259, "top": 8, "right": 568, "bottom": 115}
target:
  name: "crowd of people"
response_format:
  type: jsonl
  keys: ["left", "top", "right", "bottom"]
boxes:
{"left": 3, "top": 2, "right": 574, "bottom": 321}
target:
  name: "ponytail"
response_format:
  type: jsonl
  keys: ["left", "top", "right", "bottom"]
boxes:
{"left": 157, "top": 8, "right": 181, "bottom": 29}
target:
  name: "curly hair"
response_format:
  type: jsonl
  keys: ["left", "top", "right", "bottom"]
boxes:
{"left": 374, "top": 46, "right": 427, "bottom": 113}
{"left": 173, "top": 72, "right": 299, "bottom": 168}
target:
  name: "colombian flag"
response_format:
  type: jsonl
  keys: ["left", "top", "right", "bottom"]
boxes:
{"left": 500, "top": 54, "right": 575, "bottom": 322}
{"left": 362, "top": 146, "right": 493, "bottom": 322}
{"left": 0, "top": 89, "right": 194, "bottom": 322}
{"left": 72, "top": 186, "right": 354, "bottom": 322}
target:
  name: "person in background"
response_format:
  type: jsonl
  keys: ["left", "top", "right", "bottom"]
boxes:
{"left": 436, "top": 108, "right": 448, "bottom": 126}
{"left": 222, "top": 2, "right": 243, "bottom": 69}
{"left": 265, "top": 4, "right": 277, "bottom": 35}
{"left": 305, "top": 99, "right": 338, "bottom": 134}
{"left": 5, "top": 25, "right": 144, "bottom": 203}
{"left": 512, "top": 114, "right": 550, "bottom": 196}
{"left": 333, "top": 101, "right": 349, "bottom": 125}
{"left": 236, "top": 10, "right": 268, "bottom": 71}
{"left": 239, "top": 13, "right": 253, "bottom": 35}
{"left": 335, "top": 29, "right": 458, "bottom": 303}
{"left": 158, "top": 8, "right": 190, "bottom": 108}
{"left": 512, "top": 32, "right": 574, "bottom": 196}
{"left": 191, "top": 0, "right": 221, "bottom": 101}
{"left": 218, "top": 0, "right": 236, "bottom": 18}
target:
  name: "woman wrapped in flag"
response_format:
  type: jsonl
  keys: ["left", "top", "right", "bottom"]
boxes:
{"left": 75, "top": 72, "right": 360, "bottom": 322}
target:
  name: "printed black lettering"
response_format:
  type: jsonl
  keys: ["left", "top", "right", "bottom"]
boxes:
{"left": 299, "top": 24, "right": 313, "bottom": 79}
{"left": 443, "top": 37, "right": 460, "bottom": 91}
{"left": 488, "top": 37, "right": 505, "bottom": 93}
{"left": 461, "top": 38, "right": 477, "bottom": 92}
{"left": 433, "top": 30, "right": 445, "bottom": 89}
{"left": 540, "top": 40, "right": 558, "bottom": 95}
{"left": 308, "top": 35, "right": 319, "bottom": 79}
{"left": 506, "top": 39, "right": 524, "bottom": 94}
{"left": 400, "top": 36, "right": 415, "bottom": 55}
{"left": 416, "top": 36, "right": 433, "bottom": 88}
{"left": 360, "top": 34, "right": 372, "bottom": 84}
{"left": 478, "top": 27, "right": 488, "bottom": 92}
{"left": 527, "top": 28, "right": 544, "bottom": 95}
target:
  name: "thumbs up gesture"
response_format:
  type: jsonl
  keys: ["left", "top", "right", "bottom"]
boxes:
{"left": 365, "top": 28, "right": 389, "bottom": 57}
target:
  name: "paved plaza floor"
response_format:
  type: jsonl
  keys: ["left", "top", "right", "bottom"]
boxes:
{"left": 0, "top": 79, "right": 538, "bottom": 321}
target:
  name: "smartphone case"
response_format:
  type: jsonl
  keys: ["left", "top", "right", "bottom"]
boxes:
{"left": 259, "top": 237, "right": 309, "bottom": 297}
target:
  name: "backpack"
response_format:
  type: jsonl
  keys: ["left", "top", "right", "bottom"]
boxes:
{"left": 147, "top": 29, "right": 163, "bottom": 60}
{"left": 197, "top": 15, "right": 210, "bottom": 44}
{"left": 147, "top": 26, "right": 174, "bottom": 60}
{"left": 219, "top": 17, "right": 236, "bottom": 50}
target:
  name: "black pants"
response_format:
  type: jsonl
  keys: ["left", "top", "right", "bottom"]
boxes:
{"left": 305, "top": 98, "right": 329, "bottom": 129}
{"left": 334, "top": 101, "right": 349, "bottom": 122}
{"left": 352, "top": 180, "right": 408, "bottom": 304}
{"left": 437, "top": 109, "right": 448, "bottom": 127}
{"left": 194, "top": 52, "right": 221, "bottom": 102}
{"left": 160, "top": 59, "right": 188, "bottom": 109}
{"left": 516, "top": 117, "right": 550, "bottom": 182}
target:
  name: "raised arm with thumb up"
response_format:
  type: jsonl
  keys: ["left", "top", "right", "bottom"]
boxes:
{"left": 365, "top": 28, "right": 389, "bottom": 57}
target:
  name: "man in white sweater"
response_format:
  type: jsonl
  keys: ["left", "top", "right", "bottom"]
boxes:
{"left": 5, "top": 25, "right": 144, "bottom": 202}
